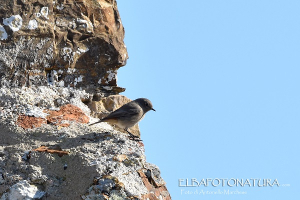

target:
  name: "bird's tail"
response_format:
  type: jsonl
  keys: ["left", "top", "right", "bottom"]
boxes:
{"left": 88, "top": 120, "right": 102, "bottom": 126}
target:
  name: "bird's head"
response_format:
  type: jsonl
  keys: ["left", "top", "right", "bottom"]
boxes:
{"left": 135, "top": 98, "right": 155, "bottom": 113}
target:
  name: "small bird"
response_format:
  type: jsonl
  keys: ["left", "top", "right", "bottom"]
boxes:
{"left": 89, "top": 98, "right": 155, "bottom": 140}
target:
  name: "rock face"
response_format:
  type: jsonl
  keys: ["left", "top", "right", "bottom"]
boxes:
{"left": 0, "top": 0, "right": 127, "bottom": 94}
{"left": 0, "top": 0, "right": 171, "bottom": 199}
{"left": 0, "top": 87, "right": 171, "bottom": 200}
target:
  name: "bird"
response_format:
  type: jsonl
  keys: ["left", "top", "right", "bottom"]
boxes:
{"left": 89, "top": 98, "right": 155, "bottom": 140}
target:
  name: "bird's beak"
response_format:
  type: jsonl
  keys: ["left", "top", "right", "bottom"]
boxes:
{"left": 152, "top": 108, "right": 156, "bottom": 111}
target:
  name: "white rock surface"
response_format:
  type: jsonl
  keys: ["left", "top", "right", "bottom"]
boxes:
{"left": 0, "top": 86, "right": 170, "bottom": 200}
{"left": 0, "top": 180, "right": 45, "bottom": 200}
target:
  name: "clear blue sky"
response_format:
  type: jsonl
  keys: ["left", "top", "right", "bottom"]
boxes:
{"left": 117, "top": 1, "right": 299, "bottom": 199}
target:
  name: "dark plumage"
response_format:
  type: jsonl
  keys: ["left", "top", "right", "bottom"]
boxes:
{"left": 89, "top": 98, "right": 155, "bottom": 140}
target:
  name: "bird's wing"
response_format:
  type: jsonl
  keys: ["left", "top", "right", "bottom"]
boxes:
{"left": 101, "top": 103, "right": 140, "bottom": 121}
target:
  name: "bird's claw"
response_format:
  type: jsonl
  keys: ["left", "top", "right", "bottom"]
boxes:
{"left": 128, "top": 133, "right": 142, "bottom": 142}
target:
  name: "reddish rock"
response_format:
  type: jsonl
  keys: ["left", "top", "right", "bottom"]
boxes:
{"left": 17, "top": 115, "right": 47, "bottom": 129}
{"left": 34, "top": 145, "right": 69, "bottom": 157}
{"left": 17, "top": 104, "right": 89, "bottom": 129}
{"left": 138, "top": 170, "right": 171, "bottom": 200}
{"left": 46, "top": 104, "right": 89, "bottom": 126}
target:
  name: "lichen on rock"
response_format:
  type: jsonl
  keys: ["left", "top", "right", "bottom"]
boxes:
{"left": 0, "top": 0, "right": 171, "bottom": 199}
{"left": 0, "top": 86, "right": 171, "bottom": 199}
{"left": 0, "top": 0, "right": 127, "bottom": 94}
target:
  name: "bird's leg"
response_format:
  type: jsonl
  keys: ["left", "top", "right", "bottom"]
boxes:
{"left": 125, "top": 129, "right": 142, "bottom": 141}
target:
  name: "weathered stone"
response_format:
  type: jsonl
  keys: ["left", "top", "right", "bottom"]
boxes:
{"left": 0, "top": 86, "right": 171, "bottom": 199}
{"left": 46, "top": 104, "right": 89, "bottom": 126}
{"left": 0, "top": 0, "right": 171, "bottom": 199}
{"left": 0, "top": 180, "right": 45, "bottom": 200}
{"left": 138, "top": 170, "right": 171, "bottom": 200}
{"left": 0, "top": 0, "right": 127, "bottom": 94}
{"left": 17, "top": 115, "right": 47, "bottom": 129}
{"left": 88, "top": 95, "right": 141, "bottom": 137}
{"left": 34, "top": 145, "right": 69, "bottom": 157}
{"left": 113, "top": 154, "right": 128, "bottom": 162}
{"left": 16, "top": 104, "right": 89, "bottom": 128}
{"left": 144, "top": 163, "right": 167, "bottom": 187}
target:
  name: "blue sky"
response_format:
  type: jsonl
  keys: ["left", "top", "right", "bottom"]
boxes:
{"left": 117, "top": 1, "right": 299, "bottom": 199}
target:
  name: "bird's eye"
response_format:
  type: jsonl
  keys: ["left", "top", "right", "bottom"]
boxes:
{"left": 145, "top": 102, "right": 149, "bottom": 107}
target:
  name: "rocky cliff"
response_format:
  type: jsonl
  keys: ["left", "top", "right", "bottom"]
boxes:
{"left": 0, "top": 1, "right": 171, "bottom": 199}
{"left": 0, "top": 0, "right": 126, "bottom": 94}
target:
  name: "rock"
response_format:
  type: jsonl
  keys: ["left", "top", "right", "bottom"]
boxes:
{"left": 46, "top": 104, "right": 90, "bottom": 126}
{"left": 0, "top": 0, "right": 127, "bottom": 94}
{"left": 144, "top": 163, "right": 167, "bottom": 187}
{"left": 0, "top": 175, "right": 4, "bottom": 185}
{"left": 17, "top": 115, "right": 47, "bottom": 129}
{"left": 0, "top": 180, "right": 45, "bottom": 200}
{"left": 33, "top": 145, "right": 69, "bottom": 157}
{"left": 28, "top": 166, "right": 48, "bottom": 184}
{"left": 0, "top": 0, "right": 170, "bottom": 199}
{"left": 138, "top": 170, "right": 171, "bottom": 200}
{"left": 113, "top": 154, "right": 128, "bottom": 162}
{"left": 0, "top": 86, "right": 171, "bottom": 199}
{"left": 16, "top": 104, "right": 89, "bottom": 129}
